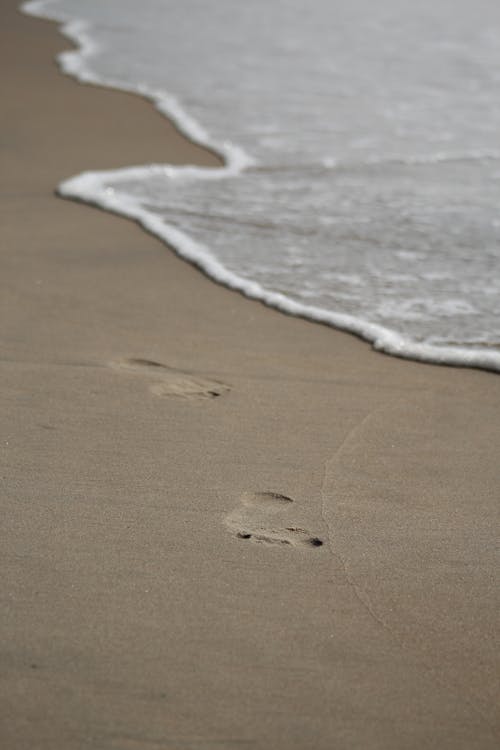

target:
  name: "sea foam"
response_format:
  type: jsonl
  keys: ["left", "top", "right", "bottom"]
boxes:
{"left": 22, "top": 0, "right": 500, "bottom": 373}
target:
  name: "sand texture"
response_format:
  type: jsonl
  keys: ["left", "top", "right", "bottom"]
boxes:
{"left": 1, "top": 3, "right": 499, "bottom": 748}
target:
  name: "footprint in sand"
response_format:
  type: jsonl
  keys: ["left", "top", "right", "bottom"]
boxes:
{"left": 225, "top": 491, "right": 323, "bottom": 548}
{"left": 110, "top": 358, "right": 230, "bottom": 400}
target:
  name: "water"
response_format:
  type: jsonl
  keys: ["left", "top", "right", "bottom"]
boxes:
{"left": 23, "top": 0, "right": 500, "bottom": 371}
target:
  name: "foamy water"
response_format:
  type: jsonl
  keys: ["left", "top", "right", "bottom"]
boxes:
{"left": 23, "top": 0, "right": 500, "bottom": 371}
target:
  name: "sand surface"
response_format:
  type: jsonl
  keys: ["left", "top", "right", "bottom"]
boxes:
{"left": 1, "top": 3, "right": 499, "bottom": 748}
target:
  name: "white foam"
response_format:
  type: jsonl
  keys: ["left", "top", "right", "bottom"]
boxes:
{"left": 21, "top": 0, "right": 500, "bottom": 374}
{"left": 59, "top": 168, "right": 500, "bottom": 374}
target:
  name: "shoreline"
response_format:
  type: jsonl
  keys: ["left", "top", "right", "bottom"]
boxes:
{"left": 2, "top": 2, "right": 499, "bottom": 749}
{"left": 21, "top": 1, "right": 500, "bottom": 375}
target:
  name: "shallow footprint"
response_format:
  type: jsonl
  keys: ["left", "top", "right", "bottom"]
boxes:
{"left": 225, "top": 491, "right": 323, "bottom": 548}
{"left": 111, "top": 358, "right": 230, "bottom": 400}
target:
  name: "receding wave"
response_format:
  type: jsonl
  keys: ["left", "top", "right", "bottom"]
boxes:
{"left": 22, "top": 0, "right": 500, "bottom": 373}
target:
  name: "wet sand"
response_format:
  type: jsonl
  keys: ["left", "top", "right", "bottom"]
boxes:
{"left": 1, "top": 3, "right": 499, "bottom": 748}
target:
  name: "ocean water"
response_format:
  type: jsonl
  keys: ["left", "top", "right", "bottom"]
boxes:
{"left": 23, "top": 0, "right": 500, "bottom": 371}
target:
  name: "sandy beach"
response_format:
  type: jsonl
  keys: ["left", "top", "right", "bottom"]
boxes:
{"left": 1, "top": 3, "right": 499, "bottom": 748}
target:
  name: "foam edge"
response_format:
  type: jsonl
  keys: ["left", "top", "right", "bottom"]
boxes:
{"left": 21, "top": 0, "right": 500, "bottom": 374}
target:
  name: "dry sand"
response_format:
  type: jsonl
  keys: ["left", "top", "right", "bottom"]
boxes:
{"left": 1, "top": 2, "right": 499, "bottom": 748}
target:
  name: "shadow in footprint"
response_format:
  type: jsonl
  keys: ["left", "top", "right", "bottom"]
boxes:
{"left": 110, "top": 358, "right": 230, "bottom": 400}
{"left": 225, "top": 491, "right": 323, "bottom": 548}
